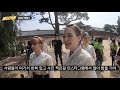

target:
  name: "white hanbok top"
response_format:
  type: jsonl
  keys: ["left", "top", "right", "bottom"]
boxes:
{"left": 61, "top": 45, "right": 97, "bottom": 78}
{"left": 29, "top": 52, "right": 54, "bottom": 78}
{"left": 82, "top": 44, "right": 96, "bottom": 63}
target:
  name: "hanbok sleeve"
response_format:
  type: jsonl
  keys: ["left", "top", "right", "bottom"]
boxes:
{"left": 78, "top": 57, "right": 97, "bottom": 78}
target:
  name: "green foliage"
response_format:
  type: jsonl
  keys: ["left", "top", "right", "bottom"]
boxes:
{"left": 58, "top": 12, "right": 89, "bottom": 24}
{"left": 39, "top": 12, "right": 89, "bottom": 25}
{"left": 104, "top": 24, "right": 117, "bottom": 33}
{"left": 0, "top": 12, "right": 23, "bottom": 60}
{"left": 117, "top": 16, "right": 120, "bottom": 35}
{"left": 38, "top": 12, "right": 89, "bottom": 35}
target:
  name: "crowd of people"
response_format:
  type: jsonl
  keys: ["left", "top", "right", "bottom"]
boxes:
{"left": 19, "top": 24, "right": 120, "bottom": 78}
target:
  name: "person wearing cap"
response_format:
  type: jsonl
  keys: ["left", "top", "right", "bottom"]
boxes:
{"left": 28, "top": 36, "right": 55, "bottom": 78}
{"left": 81, "top": 32, "right": 96, "bottom": 65}
{"left": 61, "top": 24, "right": 97, "bottom": 78}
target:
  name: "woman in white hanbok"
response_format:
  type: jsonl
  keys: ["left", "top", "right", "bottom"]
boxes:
{"left": 29, "top": 36, "right": 55, "bottom": 78}
{"left": 61, "top": 24, "right": 97, "bottom": 78}
{"left": 81, "top": 32, "right": 96, "bottom": 65}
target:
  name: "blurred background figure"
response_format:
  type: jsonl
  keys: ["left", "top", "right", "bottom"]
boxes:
{"left": 81, "top": 32, "right": 96, "bottom": 65}
{"left": 26, "top": 41, "right": 33, "bottom": 60}
{"left": 95, "top": 37, "right": 104, "bottom": 66}
{"left": 108, "top": 37, "right": 111, "bottom": 45}
{"left": 49, "top": 40, "right": 52, "bottom": 48}
{"left": 16, "top": 41, "right": 25, "bottom": 54}
{"left": 110, "top": 39, "right": 117, "bottom": 66}
{"left": 53, "top": 35, "right": 63, "bottom": 66}
{"left": 52, "top": 40, "right": 54, "bottom": 48}
{"left": 115, "top": 42, "right": 120, "bottom": 72}
{"left": 42, "top": 39, "right": 48, "bottom": 54}
{"left": 25, "top": 41, "right": 33, "bottom": 76}
{"left": 90, "top": 38, "right": 98, "bottom": 50}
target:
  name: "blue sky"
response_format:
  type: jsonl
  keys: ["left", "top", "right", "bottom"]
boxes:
{"left": 20, "top": 12, "right": 120, "bottom": 31}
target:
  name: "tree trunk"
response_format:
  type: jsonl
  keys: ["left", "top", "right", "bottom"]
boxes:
{"left": 54, "top": 12, "right": 59, "bottom": 36}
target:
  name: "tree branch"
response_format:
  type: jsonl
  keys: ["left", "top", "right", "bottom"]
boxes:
{"left": 48, "top": 12, "right": 55, "bottom": 30}
{"left": 51, "top": 23, "right": 66, "bottom": 25}
{"left": 67, "top": 18, "right": 79, "bottom": 24}
{"left": 40, "top": 13, "right": 55, "bottom": 30}
{"left": 61, "top": 15, "right": 81, "bottom": 25}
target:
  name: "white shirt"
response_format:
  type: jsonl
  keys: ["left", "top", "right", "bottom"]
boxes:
{"left": 61, "top": 45, "right": 97, "bottom": 78}
{"left": 29, "top": 52, "right": 55, "bottom": 78}
{"left": 82, "top": 44, "right": 96, "bottom": 63}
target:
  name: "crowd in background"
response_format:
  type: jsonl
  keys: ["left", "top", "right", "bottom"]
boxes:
{"left": 17, "top": 24, "right": 120, "bottom": 78}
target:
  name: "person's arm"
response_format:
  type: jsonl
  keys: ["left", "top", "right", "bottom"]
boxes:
{"left": 92, "top": 47, "right": 96, "bottom": 62}
{"left": 78, "top": 57, "right": 97, "bottom": 78}
{"left": 47, "top": 56, "right": 55, "bottom": 78}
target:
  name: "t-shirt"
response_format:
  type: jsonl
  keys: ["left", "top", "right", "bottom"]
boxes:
{"left": 97, "top": 43, "right": 104, "bottom": 50}
{"left": 95, "top": 43, "right": 104, "bottom": 60}
{"left": 94, "top": 42, "right": 99, "bottom": 49}
{"left": 110, "top": 44, "right": 117, "bottom": 51}
{"left": 53, "top": 40, "right": 62, "bottom": 51}
{"left": 110, "top": 43, "right": 117, "bottom": 56}
{"left": 91, "top": 41, "right": 98, "bottom": 49}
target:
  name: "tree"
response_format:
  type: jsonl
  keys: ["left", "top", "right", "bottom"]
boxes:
{"left": 104, "top": 24, "right": 117, "bottom": 33}
{"left": 0, "top": 12, "right": 28, "bottom": 60}
{"left": 117, "top": 16, "right": 120, "bottom": 35}
{"left": 39, "top": 12, "right": 89, "bottom": 36}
